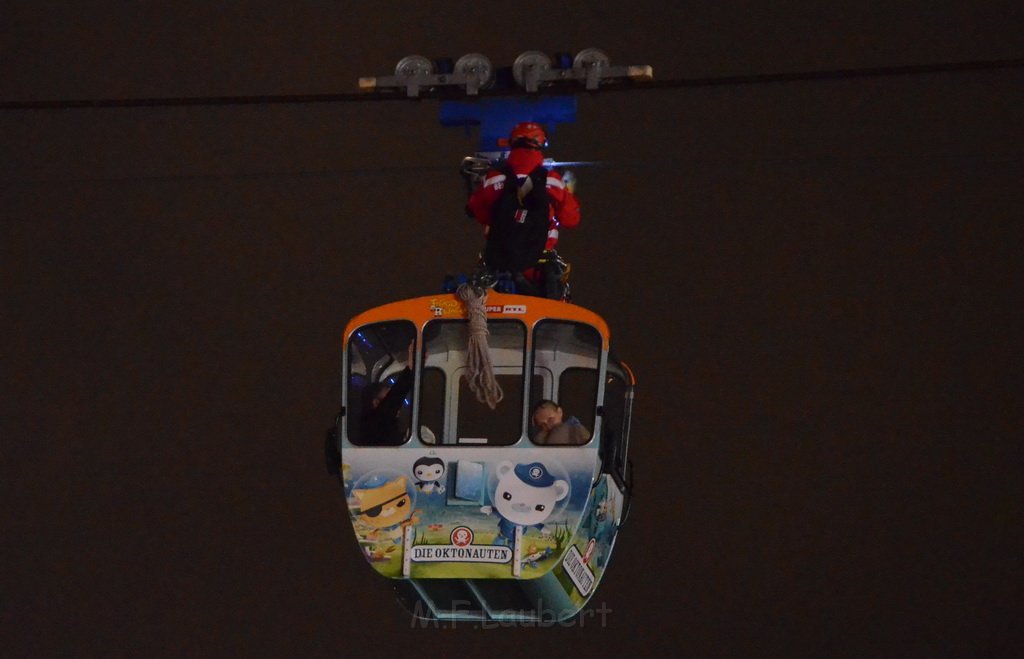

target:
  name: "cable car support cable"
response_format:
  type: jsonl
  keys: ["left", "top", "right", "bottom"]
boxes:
{"left": 2, "top": 57, "right": 1021, "bottom": 111}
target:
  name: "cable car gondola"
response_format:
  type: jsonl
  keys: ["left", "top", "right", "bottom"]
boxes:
{"left": 327, "top": 290, "right": 634, "bottom": 622}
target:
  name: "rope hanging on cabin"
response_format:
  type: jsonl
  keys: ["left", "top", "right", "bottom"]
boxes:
{"left": 456, "top": 283, "right": 504, "bottom": 410}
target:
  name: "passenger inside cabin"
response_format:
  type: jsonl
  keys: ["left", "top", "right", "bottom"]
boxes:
{"left": 530, "top": 399, "right": 591, "bottom": 445}
{"left": 359, "top": 340, "right": 415, "bottom": 445}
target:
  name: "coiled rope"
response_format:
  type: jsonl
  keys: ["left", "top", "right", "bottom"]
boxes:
{"left": 456, "top": 282, "right": 504, "bottom": 409}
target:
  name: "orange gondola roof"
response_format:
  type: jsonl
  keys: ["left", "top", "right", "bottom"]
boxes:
{"left": 344, "top": 292, "right": 610, "bottom": 349}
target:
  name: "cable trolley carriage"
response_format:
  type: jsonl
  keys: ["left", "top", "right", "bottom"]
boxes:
{"left": 328, "top": 290, "right": 635, "bottom": 622}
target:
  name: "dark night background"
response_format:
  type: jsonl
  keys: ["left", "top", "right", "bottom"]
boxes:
{"left": 2, "top": 2, "right": 1022, "bottom": 656}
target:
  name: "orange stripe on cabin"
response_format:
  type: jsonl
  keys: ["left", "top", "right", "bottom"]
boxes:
{"left": 343, "top": 292, "right": 610, "bottom": 350}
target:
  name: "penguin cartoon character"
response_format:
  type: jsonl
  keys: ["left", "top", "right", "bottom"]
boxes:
{"left": 412, "top": 456, "right": 446, "bottom": 495}
{"left": 481, "top": 461, "right": 569, "bottom": 547}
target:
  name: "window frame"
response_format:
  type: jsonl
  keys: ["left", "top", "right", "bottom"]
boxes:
{"left": 420, "top": 318, "right": 528, "bottom": 446}
{"left": 344, "top": 319, "right": 419, "bottom": 446}
{"left": 529, "top": 320, "right": 604, "bottom": 447}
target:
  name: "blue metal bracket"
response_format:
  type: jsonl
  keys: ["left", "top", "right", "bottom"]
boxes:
{"left": 439, "top": 96, "right": 577, "bottom": 152}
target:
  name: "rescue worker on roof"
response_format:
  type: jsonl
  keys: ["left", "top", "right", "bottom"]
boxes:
{"left": 466, "top": 122, "right": 580, "bottom": 299}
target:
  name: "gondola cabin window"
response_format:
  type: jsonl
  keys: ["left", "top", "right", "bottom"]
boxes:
{"left": 421, "top": 320, "right": 526, "bottom": 446}
{"left": 346, "top": 320, "right": 418, "bottom": 446}
{"left": 530, "top": 321, "right": 602, "bottom": 446}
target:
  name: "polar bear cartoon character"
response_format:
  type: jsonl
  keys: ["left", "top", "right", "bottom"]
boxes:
{"left": 481, "top": 461, "right": 570, "bottom": 546}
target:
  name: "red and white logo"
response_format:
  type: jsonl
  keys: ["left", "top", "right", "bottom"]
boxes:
{"left": 450, "top": 526, "right": 474, "bottom": 547}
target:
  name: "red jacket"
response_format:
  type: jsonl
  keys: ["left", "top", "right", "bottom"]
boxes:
{"left": 466, "top": 148, "right": 580, "bottom": 251}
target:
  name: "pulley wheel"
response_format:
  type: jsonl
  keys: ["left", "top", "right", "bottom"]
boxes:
{"left": 512, "top": 51, "right": 552, "bottom": 88}
{"left": 572, "top": 48, "right": 610, "bottom": 72}
{"left": 395, "top": 55, "right": 434, "bottom": 79}
{"left": 454, "top": 53, "right": 494, "bottom": 88}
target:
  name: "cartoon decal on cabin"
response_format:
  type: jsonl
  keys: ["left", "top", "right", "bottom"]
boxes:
{"left": 350, "top": 472, "right": 421, "bottom": 546}
{"left": 342, "top": 449, "right": 629, "bottom": 621}
{"left": 482, "top": 461, "right": 569, "bottom": 547}
{"left": 344, "top": 450, "right": 594, "bottom": 579}
{"left": 412, "top": 457, "right": 446, "bottom": 494}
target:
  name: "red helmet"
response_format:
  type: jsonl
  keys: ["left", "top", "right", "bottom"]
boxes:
{"left": 509, "top": 122, "right": 547, "bottom": 149}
